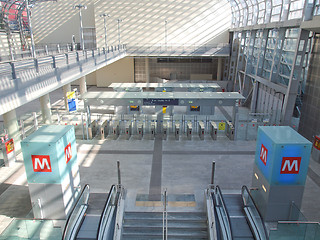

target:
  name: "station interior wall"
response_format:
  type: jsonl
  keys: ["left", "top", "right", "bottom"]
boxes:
{"left": 31, "top": 0, "right": 231, "bottom": 47}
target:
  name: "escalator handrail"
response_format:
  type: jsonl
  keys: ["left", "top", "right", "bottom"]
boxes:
{"left": 241, "top": 185, "right": 268, "bottom": 240}
{"left": 214, "top": 185, "right": 233, "bottom": 240}
{"left": 62, "top": 184, "right": 90, "bottom": 240}
{"left": 96, "top": 184, "right": 117, "bottom": 240}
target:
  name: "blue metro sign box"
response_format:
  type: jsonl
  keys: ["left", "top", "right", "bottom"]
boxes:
{"left": 255, "top": 126, "right": 311, "bottom": 185}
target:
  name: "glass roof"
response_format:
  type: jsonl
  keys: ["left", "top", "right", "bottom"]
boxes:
{"left": 228, "top": 0, "right": 306, "bottom": 28}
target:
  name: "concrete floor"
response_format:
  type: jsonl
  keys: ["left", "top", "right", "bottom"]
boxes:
{"left": 0, "top": 86, "right": 320, "bottom": 237}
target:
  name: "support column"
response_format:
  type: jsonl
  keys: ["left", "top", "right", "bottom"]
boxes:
{"left": 145, "top": 58, "right": 150, "bottom": 84}
{"left": 79, "top": 76, "right": 87, "bottom": 95}
{"left": 63, "top": 84, "right": 71, "bottom": 111}
{"left": 40, "top": 94, "right": 52, "bottom": 124}
{"left": 217, "top": 58, "right": 222, "bottom": 81}
{"left": 3, "top": 109, "right": 21, "bottom": 151}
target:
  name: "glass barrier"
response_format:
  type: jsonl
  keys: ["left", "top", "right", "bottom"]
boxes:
{"left": 62, "top": 184, "right": 89, "bottom": 240}
{"left": 269, "top": 222, "right": 320, "bottom": 240}
{"left": 214, "top": 186, "right": 233, "bottom": 240}
{"left": 0, "top": 219, "right": 62, "bottom": 239}
{"left": 241, "top": 186, "right": 268, "bottom": 240}
{"left": 96, "top": 185, "right": 118, "bottom": 240}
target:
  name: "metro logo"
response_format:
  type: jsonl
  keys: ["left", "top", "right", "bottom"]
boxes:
{"left": 32, "top": 155, "right": 52, "bottom": 172}
{"left": 260, "top": 144, "right": 268, "bottom": 166}
{"left": 65, "top": 143, "right": 72, "bottom": 164}
{"left": 281, "top": 157, "right": 301, "bottom": 174}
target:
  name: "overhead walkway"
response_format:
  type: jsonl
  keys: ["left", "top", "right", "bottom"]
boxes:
{"left": 0, "top": 46, "right": 127, "bottom": 116}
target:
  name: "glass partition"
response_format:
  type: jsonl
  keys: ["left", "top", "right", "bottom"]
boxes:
{"left": 269, "top": 222, "right": 320, "bottom": 240}
{"left": 62, "top": 184, "right": 89, "bottom": 240}
{"left": 242, "top": 186, "right": 268, "bottom": 240}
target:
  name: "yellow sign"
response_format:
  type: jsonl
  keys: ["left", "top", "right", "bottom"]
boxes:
{"left": 163, "top": 106, "right": 167, "bottom": 114}
{"left": 67, "top": 91, "right": 75, "bottom": 100}
{"left": 218, "top": 122, "right": 226, "bottom": 130}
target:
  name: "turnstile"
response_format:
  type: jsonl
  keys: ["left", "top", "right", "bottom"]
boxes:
{"left": 113, "top": 124, "right": 120, "bottom": 140}
{"left": 102, "top": 120, "right": 109, "bottom": 139}
{"left": 210, "top": 121, "right": 218, "bottom": 140}
{"left": 163, "top": 122, "right": 168, "bottom": 140}
{"left": 125, "top": 122, "right": 132, "bottom": 140}
{"left": 198, "top": 121, "right": 205, "bottom": 140}
{"left": 150, "top": 123, "right": 155, "bottom": 140}
{"left": 187, "top": 122, "right": 192, "bottom": 140}
{"left": 175, "top": 123, "right": 180, "bottom": 140}
{"left": 226, "top": 121, "right": 235, "bottom": 140}
{"left": 137, "top": 123, "right": 143, "bottom": 140}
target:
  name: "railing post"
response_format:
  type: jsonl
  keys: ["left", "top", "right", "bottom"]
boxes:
{"left": 34, "top": 59, "right": 39, "bottom": 73}
{"left": 92, "top": 49, "right": 94, "bottom": 58}
{"left": 33, "top": 112, "right": 38, "bottom": 130}
{"left": 9, "top": 62, "right": 17, "bottom": 79}
{"left": 57, "top": 44, "right": 61, "bottom": 53}
{"left": 20, "top": 119, "right": 25, "bottom": 140}
{"left": 163, "top": 189, "right": 168, "bottom": 240}
{"left": 211, "top": 161, "right": 215, "bottom": 186}
{"left": 52, "top": 56, "right": 56, "bottom": 69}
{"left": 76, "top": 52, "right": 79, "bottom": 62}
{"left": 45, "top": 45, "right": 49, "bottom": 55}
{"left": 65, "top": 53, "right": 69, "bottom": 65}
{"left": 117, "top": 161, "right": 121, "bottom": 185}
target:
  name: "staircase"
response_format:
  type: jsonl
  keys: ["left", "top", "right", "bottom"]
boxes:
{"left": 121, "top": 211, "right": 208, "bottom": 240}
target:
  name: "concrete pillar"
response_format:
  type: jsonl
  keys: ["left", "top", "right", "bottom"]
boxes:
{"left": 145, "top": 58, "right": 150, "bottom": 84}
{"left": 40, "top": 94, "right": 52, "bottom": 124}
{"left": 63, "top": 84, "right": 71, "bottom": 111}
{"left": 79, "top": 76, "right": 87, "bottom": 95}
{"left": 217, "top": 58, "right": 222, "bottom": 81}
{"left": 3, "top": 109, "right": 21, "bottom": 151}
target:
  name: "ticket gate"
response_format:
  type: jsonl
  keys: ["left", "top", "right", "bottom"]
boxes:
{"left": 99, "top": 122, "right": 105, "bottom": 140}
{"left": 137, "top": 123, "right": 143, "bottom": 140}
{"left": 210, "top": 121, "right": 218, "bottom": 140}
{"left": 102, "top": 120, "right": 109, "bottom": 139}
{"left": 175, "top": 123, "right": 180, "bottom": 140}
{"left": 163, "top": 122, "right": 168, "bottom": 140}
{"left": 226, "top": 121, "right": 235, "bottom": 140}
{"left": 198, "top": 121, "right": 205, "bottom": 140}
{"left": 87, "top": 120, "right": 97, "bottom": 140}
{"left": 187, "top": 122, "right": 192, "bottom": 140}
{"left": 150, "top": 123, "right": 155, "bottom": 140}
{"left": 125, "top": 122, "right": 132, "bottom": 140}
{"left": 113, "top": 124, "right": 120, "bottom": 140}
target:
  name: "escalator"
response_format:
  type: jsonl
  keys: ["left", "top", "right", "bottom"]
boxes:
{"left": 209, "top": 185, "right": 268, "bottom": 240}
{"left": 62, "top": 184, "right": 124, "bottom": 240}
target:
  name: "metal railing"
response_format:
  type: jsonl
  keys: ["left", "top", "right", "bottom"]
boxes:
{"left": 96, "top": 184, "right": 118, "bottom": 240}
{"left": 205, "top": 186, "right": 218, "bottom": 240}
{"left": 162, "top": 188, "right": 168, "bottom": 240}
{"left": 213, "top": 186, "right": 233, "bottom": 240}
{"left": 126, "top": 43, "right": 230, "bottom": 56}
{"left": 241, "top": 186, "right": 268, "bottom": 240}
{"left": 62, "top": 184, "right": 90, "bottom": 240}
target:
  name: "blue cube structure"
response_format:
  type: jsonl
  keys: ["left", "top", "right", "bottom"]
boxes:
{"left": 21, "top": 125, "right": 80, "bottom": 219}
{"left": 251, "top": 126, "right": 312, "bottom": 221}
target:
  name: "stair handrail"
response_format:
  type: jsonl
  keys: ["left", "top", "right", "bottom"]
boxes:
{"left": 213, "top": 185, "right": 233, "bottom": 240}
{"left": 62, "top": 184, "right": 90, "bottom": 240}
{"left": 162, "top": 188, "right": 168, "bottom": 240}
{"left": 241, "top": 186, "right": 268, "bottom": 240}
{"left": 112, "top": 185, "right": 126, "bottom": 240}
{"left": 96, "top": 184, "right": 117, "bottom": 240}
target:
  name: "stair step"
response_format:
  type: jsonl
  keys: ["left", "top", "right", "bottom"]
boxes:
{"left": 122, "top": 226, "right": 208, "bottom": 235}
{"left": 124, "top": 212, "right": 206, "bottom": 221}
{"left": 123, "top": 219, "right": 207, "bottom": 228}
{"left": 122, "top": 233, "right": 209, "bottom": 240}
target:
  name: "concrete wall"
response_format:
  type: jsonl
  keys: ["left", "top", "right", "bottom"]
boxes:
{"left": 96, "top": 57, "right": 134, "bottom": 87}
